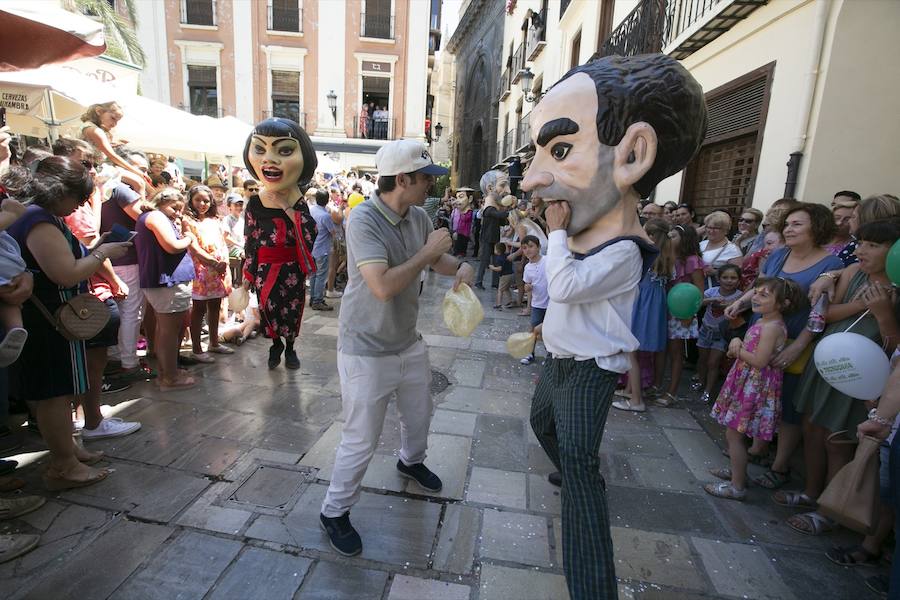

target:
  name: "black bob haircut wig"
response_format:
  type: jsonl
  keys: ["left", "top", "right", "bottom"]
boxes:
{"left": 243, "top": 118, "right": 318, "bottom": 187}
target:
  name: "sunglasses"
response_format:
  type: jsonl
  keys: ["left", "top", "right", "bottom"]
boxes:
{"left": 738, "top": 217, "right": 757, "bottom": 223}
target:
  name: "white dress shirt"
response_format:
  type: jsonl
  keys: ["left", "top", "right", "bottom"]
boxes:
{"left": 542, "top": 230, "right": 643, "bottom": 374}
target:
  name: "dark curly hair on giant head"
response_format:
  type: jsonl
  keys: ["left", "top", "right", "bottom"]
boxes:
{"left": 242, "top": 118, "right": 318, "bottom": 187}
{"left": 555, "top": 54, "right": 708, "bottom": 197}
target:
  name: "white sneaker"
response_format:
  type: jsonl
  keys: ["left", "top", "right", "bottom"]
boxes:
{"left": 325, "top": 290, "right": 343, "bottom": 299}
{"left": 80, "top": 418, "right": 142, "bottom": 440}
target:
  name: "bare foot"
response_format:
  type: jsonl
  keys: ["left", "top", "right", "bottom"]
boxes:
{"left": 72, "top": 443, "right": 104, "bottom": 464}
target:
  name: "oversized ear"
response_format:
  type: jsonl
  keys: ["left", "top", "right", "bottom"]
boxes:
{"left": 613, "top": 122, "right": 658, "bottom": 193}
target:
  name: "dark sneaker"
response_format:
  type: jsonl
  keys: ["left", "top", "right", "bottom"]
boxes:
{"left": 101, "top": 379, "right": 131, "bottom": 394}
{"left": 319, "top": 512, "right": 362, "bottom": 556}
{"left": 474, "top": 283, "right": 485, "bottom": 290}
{"left": 396, "top": 460, "right": 442, "bottom": 492}
{"left": 548, "top": 471, "right": 562, "bottom": 487}
{"left": 284, "top": 349, "right": 300, "bottom": 370}
{"left": 310, "top": 302, "right": 333, "bottom": 311}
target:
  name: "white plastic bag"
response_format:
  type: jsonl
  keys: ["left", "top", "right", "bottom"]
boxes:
{"left": 228, "top": 286, "right": 249, "bottom": 313}
{"left": 506, "top": 332, "right": 537, "bottom": 359}
{"left": 442, "top": 283, "right": 484, "bottom": 337}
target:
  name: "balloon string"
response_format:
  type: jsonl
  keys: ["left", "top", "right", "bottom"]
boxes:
{"left": 844, "top": 309, "right": 871, "bottom": 333}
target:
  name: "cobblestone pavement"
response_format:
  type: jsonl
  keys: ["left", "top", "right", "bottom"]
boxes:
{"left": 0, "top": 269, "right": 882, "bottom": 599}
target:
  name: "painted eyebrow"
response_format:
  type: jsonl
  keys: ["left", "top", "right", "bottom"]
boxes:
{"left": 536, "top": 118, "right": 579, "bottom": 147}
{"left": 251, "top": 136, "right": 297, "bottom": 146}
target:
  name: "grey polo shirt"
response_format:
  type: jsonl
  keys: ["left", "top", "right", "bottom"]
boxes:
{"left": 338, "top": 193, "right": 433, "bottom": 356}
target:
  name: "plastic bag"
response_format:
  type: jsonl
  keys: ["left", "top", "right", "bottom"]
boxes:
{"left": 506, "top": 332, "right": 537, "bottom": 359}
{"left": 228, "top": 286, "right": 249, "bottom": 313}
{"left": 442, "top": 283, "right": 484, "bottom": 337}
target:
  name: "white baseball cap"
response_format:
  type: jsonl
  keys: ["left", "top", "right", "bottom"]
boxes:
{"left": 375, "top": 139, "right": 449, "bottom": 177}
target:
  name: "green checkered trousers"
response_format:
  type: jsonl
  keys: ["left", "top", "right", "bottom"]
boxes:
{"left": 530, "top": 356, "right": 618, "bottom": 600}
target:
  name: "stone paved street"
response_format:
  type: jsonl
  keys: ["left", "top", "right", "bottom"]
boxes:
{"left": 0, "top": 270, "right": 881, "bottom": 599}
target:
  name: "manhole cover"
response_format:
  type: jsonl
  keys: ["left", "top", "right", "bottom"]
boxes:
{"left": 430, "top": 369, "right": 450, "bottom": 394}
{"left": 229, "top": 465, "right": 313, "bottom": 510}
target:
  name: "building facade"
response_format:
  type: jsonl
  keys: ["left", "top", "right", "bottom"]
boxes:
{"left": 497, "top": 0, "right": 900, "bottom": 216}
{"left": 134, "top": 0, "right": 435, "bottom": 171}
{"left": 445, "top": 0, "right": 505, "bottom": 189}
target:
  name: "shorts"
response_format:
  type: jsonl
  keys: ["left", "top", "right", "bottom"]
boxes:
{"left": 498, "top": 274, "right": 513, "bottom": 293}
{"left": 86, "top": 298, "right": 121, "bottom": 349}
{"left": 697, "top": 323, "right": 726, "bottom": 351}
{"left": 667, "top": 315, "right": 698, "bottom": 340}
{"left": 142, "top": 282, "right": 192, "bottom": 314}
{"left": 531, "top": 306, "right": 547, "bottom": 329}
{"left": 881, "top": 442, "right": 892, "bottom": 503}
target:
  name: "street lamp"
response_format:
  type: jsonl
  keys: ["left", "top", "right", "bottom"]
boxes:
{"left": 519, "top": 67, "right": 537, "bottom": 103}
{"left": 326, "top": 90, "right": 337, "bottom": 126}
{"left": 434, "top": 122, "right": 443, "bottom": 142}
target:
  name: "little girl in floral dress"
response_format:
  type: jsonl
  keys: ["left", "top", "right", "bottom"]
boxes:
{"left": 705, "top": 276, "right": 802, "bottom": 500}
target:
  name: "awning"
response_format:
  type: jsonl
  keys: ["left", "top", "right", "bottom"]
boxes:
{"left": 0, "top": 3, "right": 106, "bottom": 71}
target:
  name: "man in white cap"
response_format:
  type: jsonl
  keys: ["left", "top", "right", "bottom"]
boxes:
{"left": 320, "top": 139, "right": 473, "bottom": 557}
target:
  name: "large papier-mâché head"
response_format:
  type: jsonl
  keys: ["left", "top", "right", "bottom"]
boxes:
{"left": 243, "top": 118, "right": 318, "bottom": 193}
{"left": 522, "top": 53, "right": 707, "bottom": 235}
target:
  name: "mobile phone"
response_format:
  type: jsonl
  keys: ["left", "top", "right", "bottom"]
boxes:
{"left": 108, "top": 223, "right": 136, "bottom": 243}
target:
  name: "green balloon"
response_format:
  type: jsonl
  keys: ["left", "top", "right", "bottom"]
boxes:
{"left": 887, "top": 240, "right": 900, "bottom": 286}
{"left": 667, "top": 283, "right": 703, "bottom": 319}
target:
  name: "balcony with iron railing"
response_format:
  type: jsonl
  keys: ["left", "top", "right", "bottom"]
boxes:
{"left": 510, "top": 42, "right": 526, "bottom": 84}
{"left": 597, "top": 0, "right": 767, "bottom": 61}
{"left": 499, "top": 67, "right": 511, "bottom": 101}
{"left": 503, "top": 128, "right": 516, "bottom": 158}
{"left": 526, "top": 7, "right": 548, "bottom": 61}
{"left": 353, "top": 113, "right": 398, "bottom": 140}
{"left": 361, "top": 12, "right": 395, "bottom": 40}
{"left": 516, "top": 111, "right": 532, "bottom": 152}
{"left": 268, "top": 6, "right": 302, "bottom": 33}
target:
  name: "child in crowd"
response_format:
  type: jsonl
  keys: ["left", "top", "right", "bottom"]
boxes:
{"left": 519, "top": 235, "right": 547, "bottom": 365}
{"left": 659, "top": 224, "right": 704, "bottom": 406}
{"left": 489, "top": 242, "right": 514, "bottom": 309}
{"left": 705, "top": 277, "right": 802, "bottom": 500}
{"left": 695, "top": 264, "right": 744, "bottom": 403}
{"left": 614, "top": 218, "right": 672, "bottom": 412}
{"left": 222, "top": 193, "right": 245, "bottom": 285}
{"left": 0, "top": 196, "right": 28, "bottom": 366}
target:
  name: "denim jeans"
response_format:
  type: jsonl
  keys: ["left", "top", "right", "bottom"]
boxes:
{"left": 311, "top": 254, "right": 330, "bottom": 304}
{"left": 890, "top": 432, "right": 900, "bottom": 599}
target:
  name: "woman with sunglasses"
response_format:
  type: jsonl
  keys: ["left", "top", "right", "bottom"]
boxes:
{"left": 733, "top": 208, "right": 764, "bottom": 255}
{"left": 4, "top": 157, "right": 132, "bottom": 490}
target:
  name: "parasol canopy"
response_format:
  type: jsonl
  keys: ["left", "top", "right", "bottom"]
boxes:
{"left": 0, "top": 3, "right": 106, "bottom": 71}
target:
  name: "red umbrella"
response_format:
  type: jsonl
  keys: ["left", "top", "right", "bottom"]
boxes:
{"left": 0, "top": 4, "right": 106, "bottom": 72}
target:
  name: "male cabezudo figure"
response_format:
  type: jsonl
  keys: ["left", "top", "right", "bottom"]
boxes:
{"left": 521, "top": 54, "right": 707, "bottom": 599}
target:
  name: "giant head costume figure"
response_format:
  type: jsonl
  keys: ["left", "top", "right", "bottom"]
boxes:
{"left": 479, "top": 169, "right": 511, "bottom": 202}
{"left": 243, "top": 118, "right": 318, "bottom": 196}
{"left": 521, "top": 54, "right": 707, "bottom": 236}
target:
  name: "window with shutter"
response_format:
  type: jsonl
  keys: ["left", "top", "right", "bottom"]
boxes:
{"left": 187, "top": 65, "right": 218, "bottom": 117}
{"left": 271, "top": 70, "right": 301, "bottom": 124}
{"left": 681, "top": 63, "right": 774, "bottom": 220}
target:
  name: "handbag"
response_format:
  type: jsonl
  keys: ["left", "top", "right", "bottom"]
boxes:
{"left": 817, "top": 431, "right": 880, "bottom": 535}
{"left": 784, "top": 338, "right": 814, "bottom": 375}
{"left": 29, "top": 292, "right": 110, "bottom": 341}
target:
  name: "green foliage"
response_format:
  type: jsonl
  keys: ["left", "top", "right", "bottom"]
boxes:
{"left": 434, "top": 161, "right": 451, "bottom": 197}
{"left": 65, "top": 0, "right": 146, "bottom": 66}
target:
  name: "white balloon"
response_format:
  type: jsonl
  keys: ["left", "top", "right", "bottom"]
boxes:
{"left": 813, "top": 332, "right": 891, "bottom": 401}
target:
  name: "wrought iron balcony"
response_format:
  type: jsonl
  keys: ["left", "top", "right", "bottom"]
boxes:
{"left": 516, "top": 111, "right": 532, "bottom": 152}
{"left": 268, "top": 6, "right": 302, "bottom": 33}
{"left": 353, "top": 112, "right": 397, "bottom": 140}
{"left": 511, "top": 42, "right": 526, "bottom": 84}
{"left": 181, "top": 0, "right": 215, "bottom": 26}
{"left": 499, "top": 67, "right": 511, "bottom": 101}
{"left": 361, "top": 12, "right": 394, "bottom": 40}
{"left": 526, "top": 7, "right": 547, "bottom": 61}
{"left": 596, "top": 0, "right": 767, "bottom": 61}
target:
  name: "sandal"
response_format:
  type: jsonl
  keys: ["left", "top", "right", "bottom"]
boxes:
{"left": 207, "top": 345, "right": 234, "bottom": 355}
{"left": 518, "top": 309, "right": 531, "bottom": 317}
{"left": 157, "top": 376, "right": 196, "bottom": 392}
{"left": 42, "top": 467, "right": 110, "bottom": 492}
{"left": 787, "top": 511, "right": 836, "bottom": 536}
{"left": 703, "top": 481, "right": 746, "bottom": 501}
{"left": 652, "top": 393, "right": 677, "bottom": 408}
{"left": 709, "top": 467, "right": 734, "bottom": 481}
{"left": 753, "top": 469, "right": 791, "bottom": 490}
{"left": 747, "top": 452, "right": 774, "bottom": 468}
{"left": 772, "top": 490, "right": 816, "bottom": 509}
{"left": 612, "top": 400, "right": 646, "bottom": 413}
{"left": 826, "top": 544, "right": 881, "bottom": 567}
{"left": 189, "top": 352, "right": 215, "bottom": 363}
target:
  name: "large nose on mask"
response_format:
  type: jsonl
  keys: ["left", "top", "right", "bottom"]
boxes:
{"left": 521, "top": 163, "right": 553, "bottom": 193}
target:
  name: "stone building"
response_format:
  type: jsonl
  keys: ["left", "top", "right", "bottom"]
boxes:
{"left": 444, "top": 0, "right": 505, "bottom": 189}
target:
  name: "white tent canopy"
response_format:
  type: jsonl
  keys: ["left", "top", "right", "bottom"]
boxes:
{"left": 0, "top": 66, "right": 251, "bottom": 164}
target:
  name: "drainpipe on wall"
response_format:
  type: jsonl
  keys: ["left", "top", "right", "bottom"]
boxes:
{"left": 784, "top": 0, "right": 831, "bottom": 199}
